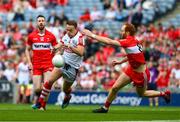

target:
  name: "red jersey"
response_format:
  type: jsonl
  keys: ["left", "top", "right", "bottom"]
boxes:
{"left": 119, "top": 36, "right": 145, "bottom": 69}
{"left": 27, "top": 29, "right": 57, "bottom": 66}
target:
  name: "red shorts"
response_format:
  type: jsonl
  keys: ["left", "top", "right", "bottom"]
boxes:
{"left": 123, "top": 65, "right": 150, "bottom": 87}
{"left": 33, "top": 65, "right": 53, "bottom": 75}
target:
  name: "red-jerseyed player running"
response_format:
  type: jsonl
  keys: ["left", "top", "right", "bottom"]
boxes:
{"left": 25, "top": 15, "right": 57, "bottom": 104}
{"left": 82, "top": 23, "right": 171, "bottom": 113}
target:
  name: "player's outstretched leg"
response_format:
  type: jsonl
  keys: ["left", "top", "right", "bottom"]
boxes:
{"left": 163, "top": 90, "right": 171, "bottom": 104}
{"left": 92, "top": 106, "right": 108, "bottom": 113}
{"left": 61, "top": 80, "right": 73, "bottom": 109}
{"left": 32, "top": 97, "right": 46, "bottom": 110}
{"left": 92, "top": 73, "right": 131, "bottom": 113}
{"left": 141, "top": 89, "right": 171, "bottom": 104}
{"left": 61, "top": 94, "right": 72, "bottom": 109}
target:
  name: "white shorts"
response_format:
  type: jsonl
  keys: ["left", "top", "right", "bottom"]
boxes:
{"left": 18, "top": 79, "right": 29, "bottom": 86}
{"left": 60, "top": 63, "right": 78, "bottom": 82}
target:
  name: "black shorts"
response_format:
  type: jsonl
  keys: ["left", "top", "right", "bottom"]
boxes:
{"left": 147, "top": 83, "right": 157, "bottom": 90}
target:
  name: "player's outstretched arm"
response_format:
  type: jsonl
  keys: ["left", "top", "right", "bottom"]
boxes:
{"left": 82, "top": 29, "right": 120, "bottom": 46}
{"left": 112, "top": 57, "right": 128, "bottom": 66}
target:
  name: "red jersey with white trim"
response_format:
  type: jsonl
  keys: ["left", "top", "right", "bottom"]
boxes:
{"left": 119, "top": 36, "right": 145, "bottom": 69}
{"left": 27, "top": 29, "right": 57, "bottom": 66}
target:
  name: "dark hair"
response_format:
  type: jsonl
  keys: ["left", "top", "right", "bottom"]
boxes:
{"left": 67, "top": 20, "right": 77, "bottom": 28}
{"left": 36, "top": 15, "right": 46, "bottom": 20}
{"left": 124, "top": 23, "right": 136, "bottom": 36}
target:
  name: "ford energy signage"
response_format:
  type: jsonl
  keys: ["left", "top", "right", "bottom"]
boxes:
{"left": 48, "top": 91, "right": 180, "bottom": 106}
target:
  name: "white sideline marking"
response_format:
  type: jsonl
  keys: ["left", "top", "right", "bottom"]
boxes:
{"left": 0, "top": 120, "right": 180, "bottom": 122}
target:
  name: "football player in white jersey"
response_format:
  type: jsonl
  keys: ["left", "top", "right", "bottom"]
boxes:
{"left": 32, "top": 20, "right": 85, "bottom": 110}
{"left": 15, "top": 56, "right": 30, "bottom": 103}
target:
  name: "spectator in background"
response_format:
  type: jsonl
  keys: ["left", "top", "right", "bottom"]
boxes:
{"left": 3, "top": 61, "right": 15, "bottom": 82}
{"left": 98, "top": 28, "right": 109, "bottom": 37}
{"left": 0, "top": 70, "right": 8, "bottom": 81}
{"left": 90, "top": 6, "right": 103, "bottom": 21}
{"left": 115, "top": 8, "right": 125, "bottom": 21}
{"left": 47, "top": 10, "right": 60, "bottom": 26}
{"left": 105, "top": 6, "right": 116, "bottom": 20}
{"left": 29, "top": 0, "right": 37, "bottom": 8}
{"left": 13, "top": 8, "right": 25, "bottom": 21}
{"left": 13, "top": 0, "right": 25, "bottom": 22}
{"left": 103, "top": 0, "right": 111, "bottom": 10}
{"left": 142, "top": 0, "right": 157, "bottom": 10}
{"left": 124, "top": 0, "right": 139, "bottom": 9}
{"left": 27, "top": 19, "right": 35, "bottom": 34}
{"left": 167, "top": 25, "right": 179, "bottom": 41}
{"left": 13, "top": 26, "right": 22, "bottom": 42}
{"left": 156, "top": 62, "right": 170, "bottom": 91}
{"left": 57, "top": 0, "right": 69, "bottom": 6}
{"left": 80, "top": 9, "right": 91, "bottom": 22}
{"left": 170, "top": 60, "right": 180, "bottom": 89}
{"left": 15, "top": 56, "right": 30, "bottom": 103}
{"left": 0, "top": 35, "right": 7, "bottom": 51}
{"left": 147, "top": 62, "right": 159, "bottom": 107}
{"left": 59, "top": 11, "right": 69, "bottom": 26}
{"left": 131, "top": 7, "right": 143, "bottom": 29}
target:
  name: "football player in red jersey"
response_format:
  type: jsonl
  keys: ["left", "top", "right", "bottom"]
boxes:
{"left": 25, "top": 15, "right": 57, "bottom": 104}
{"left": 82, "top": 23, "right": 171, "bottom": 113}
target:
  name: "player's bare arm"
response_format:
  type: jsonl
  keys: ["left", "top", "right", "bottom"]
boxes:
{"left": 70, "top": 45, "right": 84, "bottom": 56}
{"left": 54, "top": 42, "right": 64, "bottom": 50}
{"left": 82, "top": 29, "right": 120, "bottom": 46}
{"left": 51, "top": 41, "right": 66, "bottom": 55}
{"left": 25, "top": 45, "right": 33, "bottom": 70}
{"left": 112, "top": 57, "right": 128, "bottom": 66}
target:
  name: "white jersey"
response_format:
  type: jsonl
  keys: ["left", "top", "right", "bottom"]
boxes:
{"left": 17, "top": 62, "right": 30, "bottom": 85}
{"left": 60, "top": 32, "right": 85, "bottom": 69}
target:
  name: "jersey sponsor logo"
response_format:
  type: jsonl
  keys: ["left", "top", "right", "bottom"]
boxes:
{"left": 32, "top": 43, "right": 52, "bottom": 50}
{"left": 125, "top": 45, "right": 142, "bottom": 54}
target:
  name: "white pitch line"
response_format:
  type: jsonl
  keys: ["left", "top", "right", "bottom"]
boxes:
{"left": 0, "top": 120, "right": 179, "bottom": 121}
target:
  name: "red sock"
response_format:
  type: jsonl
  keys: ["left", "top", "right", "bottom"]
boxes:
{"left": 40, "top": 81, "right": 53, "bottom": 100}
{"left": 104, "top": 101, "right": 111, "bottom": 109}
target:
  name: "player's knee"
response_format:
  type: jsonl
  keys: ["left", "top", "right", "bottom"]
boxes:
{"left": 111, "top": 87, "right": 119, "bottom": 94}
{"left": 48, "top": 80, "right": 54, "bottom": 86}
{"left": 35, "top": 89, "right": 42, "bottom": 97}
{"left": 137, "top": 91, "right": 145, "bottom": 97}
{"left": 63, "top": 87, "right": 72, "bottom": 95}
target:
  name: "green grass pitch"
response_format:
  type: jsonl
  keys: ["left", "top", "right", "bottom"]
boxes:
{"left": 0, "top": 104, "right": 179, "bottom": 121}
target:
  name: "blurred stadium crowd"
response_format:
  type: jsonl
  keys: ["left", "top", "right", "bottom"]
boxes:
{"left": 0, "top": 0, "right": 179, "bottom": 103}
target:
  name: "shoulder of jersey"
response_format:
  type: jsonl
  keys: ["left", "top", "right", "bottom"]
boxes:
{"left": 77, "top": 31, "right": 84, "bottom": 37}
{"left": 46, "top": 29, "right": 55, "bottom": 36}
{"left": 28, "top": 30, "right": 37, "bottom": 37}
